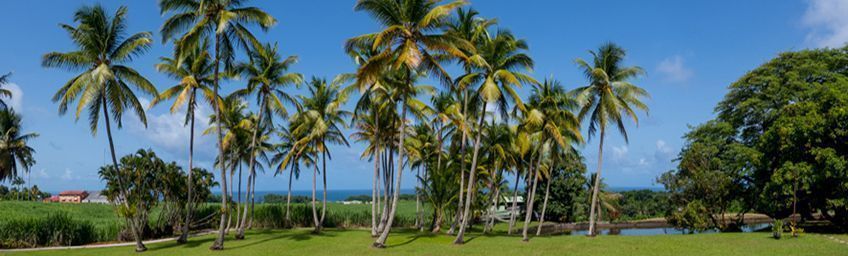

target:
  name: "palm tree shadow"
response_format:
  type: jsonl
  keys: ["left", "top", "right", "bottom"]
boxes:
{"left": 148, "top": 237, "right": 214, "bottom": 251}
{"left": 385, "top": 232, "right": 437, "bottom": 248}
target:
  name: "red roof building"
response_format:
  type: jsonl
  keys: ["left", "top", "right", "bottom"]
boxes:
{"left": 57, "top": 190, "right": 88, "bottom": 203}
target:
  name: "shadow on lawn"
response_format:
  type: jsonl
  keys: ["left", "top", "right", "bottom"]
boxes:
{"left": 228, "top": 229, "right": 338, "bottom": 250}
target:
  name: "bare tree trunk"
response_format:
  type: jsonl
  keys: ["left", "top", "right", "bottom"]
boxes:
{"left": 311, "top": 155, "right": 320, "bottom": 232}
{"left": 486, "top": 169, "right": 503, "bottom": 233}
{"left": 373, "top": 102, "right": 408, "bottom": 248}
{"left": 210, "top": 33, "right": 229, "bottom": 251}
{"left": 454, "top": 101, "right": 488, "bottom": 244}
{"left": 522, "top": 155, "right": 543, "bottom": 241}
{"left": 536, "top": 175, "right": 552, "bottom": 236}
{"left": 588, "top": 131, "right": 605, "bottom": 237}
{"left": 249, "top": 173, "right": 256, "bottom": 229}
{"left": 507, "top": 167, "right": 522, "bottom": 235}
{"left": 415, "top": 166, "right": 422, "bottom": 231}
{"left": 449, "top": 91, "right": 469, "bottom": 235}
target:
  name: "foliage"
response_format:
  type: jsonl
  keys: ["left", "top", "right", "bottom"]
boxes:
{"left": 0, "top": 109, "right": 38, "bottom": 183}
{"left": 0, "top": 213, "right": 97, "bottom": 248}
{"left": 532, "top": 153, "right": 587, "bottom": 223}
{"left": 668, "top": 47, "right": 848, "bottom": 230}
{"left": 264, "top": 194, "right": 310, "bottom": 204}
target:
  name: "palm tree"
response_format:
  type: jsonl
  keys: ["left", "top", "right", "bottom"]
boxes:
{"left": 289, "top": 77, "right": 351, "bottom": 233}
{"left": 445, "top": 8, "right": 494, "bottom": 235}
{"left": 0, "top": 73, "right": 15, "bottom": 109}
{"left": 571, "top": 42, "right": 649, "bottom": 236}
{"left": 159, "top": 0, "right": 275, "bottom": 249}
{"left": 455, "top": 30, "right": 537, "bottom": 244}
{"left": 149, "top": 39, "right": 219, "bottom": 243}
{"left": 270, "top": 123, "right": 302, "bottom": 226}
{"left": 348, "top": 0, "right": 469, "bottom": 247}
{"left": 42, "top": 5, "right": 156, "bottom": 252}
{"left": 0, "top": 109, "right": 37, "bottom": 183}
{"left": 231, "top": 42, "right": 302, "bottom": 239}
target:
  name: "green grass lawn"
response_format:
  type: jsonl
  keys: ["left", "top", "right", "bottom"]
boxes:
{"left": 4, "top": 229, "right": 846, "bottom": 256}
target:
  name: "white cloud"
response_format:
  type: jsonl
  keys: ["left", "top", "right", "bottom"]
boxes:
{"left": 34, "top": 169, "right": 49, "bottom": 179}
{"left": 656, "top": 55, "right": 693, "bottom": 83}
{"left": 61, "top": 168, "right": 74, "bottom": 180}
{"left": 803, "top": 0, "right": 848, "bottom": 48}
{"left": 4, "top": 83, "right": 23, "bottom": 111}
{"left": 611, "top": 145, "right": 629, "bottom": 161}
{"left": 128, "top": 98, "right": 215, "bottom": 160}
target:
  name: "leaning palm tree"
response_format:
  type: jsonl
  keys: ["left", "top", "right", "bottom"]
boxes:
{"left": 571, "top": 42, "right": 649, "bottom": 236}
{"left": 231, "top": 42, "right": 302, "bottom": 239}
{"left": 159, "top": 0, "right": 275, "bottom": 248}
{"left": 0, "top": 109, "right": 37, "bottom": 183}
{"left": 0, "top": 73, "right": 15, "bottom": 109}
{"left": 42, "top": 5, "right": 156, "bottom": 252}
{"left": 289, "top": 77, "right": 352, "bottom": 233}
{"left": 455, "top": 30, "right": 537, "bottom": 244}
{"left": 348, "top": 0, "right": 469, "bottom": 247}
{"left": 149, "top": 39, "right": 219, "bottom": 243}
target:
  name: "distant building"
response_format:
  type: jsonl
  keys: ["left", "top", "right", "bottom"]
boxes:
{"left": 43, "top": 195, "right": 60, "bottom": 203}
{"left": 58, "top": 190, "right": 88, "bottom": 203}
{"left": 83, "top": 191, "right": 109, "bottom": 204}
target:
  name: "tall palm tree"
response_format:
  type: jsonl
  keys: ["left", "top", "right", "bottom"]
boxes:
{"left": 445, "top": 8, "right": 494, "bottom": 235}
{"left": 455, "top": 30, "right": 537, "bottom": 244}
{"left": 149, "top": 39, "right": 219, "bottom": 243}
{"left": 42, "top": 5, "right": 156, "bottom": 252}
{"left": 231, "top": 42, "right": 302, "bottom": 239}
{"left": 0, "top": 109, "right": 37, "bottom": 183}
{"left": 571, "top": 42, "right": 649, "bottom": 236}
{"left": 159, "top": 0, "right": 275, "bottom": 249}
{"left": 0, "top": 73, "right": 15, "bottom": 109}
{"left": 348, "top": 0, "right": 469, "bottom": 247}
{"left": 289, "top": 77, "right": 351, "bottom": 233}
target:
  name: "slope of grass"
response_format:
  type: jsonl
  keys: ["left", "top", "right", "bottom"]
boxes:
{"left": 5, "top": 229, "right": 846, "bottom": 256}
{"left": 0, "top": 201, "right": 119, "bottom": 229}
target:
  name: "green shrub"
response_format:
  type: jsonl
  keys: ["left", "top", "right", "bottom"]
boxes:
{"left": 772, "top": 219, "right": 784, "bottom": 239}
{"left": 0, "top": 213, "right": 97, "bottom": 248}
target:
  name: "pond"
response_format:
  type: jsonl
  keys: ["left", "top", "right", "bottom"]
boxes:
{"left": 565, "top": 223, "right": 772, "bottom": 236}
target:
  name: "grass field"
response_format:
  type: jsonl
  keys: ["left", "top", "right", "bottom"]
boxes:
{"left": 3, "top": 229, "right": 846, "bottom": 256}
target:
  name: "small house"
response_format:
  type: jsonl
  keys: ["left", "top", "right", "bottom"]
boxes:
{"left": 58, "top": 190, "right": 89, "bottom": 203}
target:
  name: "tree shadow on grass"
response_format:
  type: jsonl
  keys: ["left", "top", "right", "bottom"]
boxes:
{"left": 384, "top": 232, "right": 437, "bottom": 248}
{"left": 148, "top": 236, "right": 215, "bottom": 252}
{"left": 227, "top": 229, "right": 338, "bottom": 250}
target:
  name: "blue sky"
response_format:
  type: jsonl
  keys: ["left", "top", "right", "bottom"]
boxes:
{"left": 1, "top": 0, "right": 844, "bottom": 192}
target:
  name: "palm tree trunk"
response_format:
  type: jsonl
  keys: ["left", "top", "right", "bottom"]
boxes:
{"left": 286, "top": 162, "right": 294, "bottom": 226}
{"left": 249, "top": 173, "right": 256, "bottom": 229}
{"left": 507, "top": 167, "right": 522, "bottom": 235}
{"left": 318, "top": 148, "right": 328, "bottom": 233}
{"left": 415, "top": 166, "right": 421, "bottom": 231}
{"left": 454, "top": 101, "right": 487, "bottom": 244}
{"left": 236, "top": 95, "right": 267, "bottom": 239}
{"left": 233, "top": 162, "right": 241, "bottom": 232}
{"left": 371, "top": 144, "right": 380, "bottom": 236}
{"left": 377, "top": 148, "right": 391, "bottom": 234}
{"left": 178, "top": 91, "right": 197, "bottom": 243}
{"left": 311, "top": 158, "right": 320, "bottom": 231}
{"left": 536, "top": 175, "right": 552, "bottom": 236}
{"left": 102, "top": 95, "right": 146, "bottom": 252}
{"left": 449, "top": 91, "right": 470, "bottom": 235}
{"left": 522, "top": 154, "right": 543, "bottom": 241}
{"left": 486, "top": 169, "right": 502, "bottom": 233}
{"left": 210, "top": 33, "right": 229, "bottom": 251}
{"left": 588, "top": 130, "right": 605, "bottom": 237}
{"left": 373, "top": 101, "right": 408, "bottom": 248}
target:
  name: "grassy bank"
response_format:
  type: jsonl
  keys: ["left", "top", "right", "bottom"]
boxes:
{"left": 4, "top": 229, "right": 846, "bottom": 256}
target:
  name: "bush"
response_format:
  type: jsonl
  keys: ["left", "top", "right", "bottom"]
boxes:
{"left": 0, "top": 213, "right": 97, "bottom": 248}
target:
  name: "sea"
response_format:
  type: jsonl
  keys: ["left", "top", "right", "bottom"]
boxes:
{"left": 218, "top": 189, "right": 415, "bottom": 203}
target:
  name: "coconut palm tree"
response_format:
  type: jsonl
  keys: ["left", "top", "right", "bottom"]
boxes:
{"left": 348, "top": 0, "right": 469, "bottom": 247}
{"left": 571, "top": 42, "right": 649, "bottom": 236}
{"left": 231, "top": 42, "right": 302, "bottom": 239}
{"left": 455, "top": 29, "right": 537, "bottom": 244}
{"left": 0, "top": 109, "right": 37, "bottom": 183}
{"left": 0, "top": 73, "right": 15, "bottom": 110}
{"left": 289, "top": 77, "right": 351, "bottom": 233}
{"left": 149, "top": 39, "right": 220, "bottom": 243}
{"left": 270, "top": 123, "right": 302, "bottom": 226}
{"left": 159, "top": 0, "right": 275, "bottom": 248}
{"left": 42, "top": 5, "right": 156, "bottom": 251}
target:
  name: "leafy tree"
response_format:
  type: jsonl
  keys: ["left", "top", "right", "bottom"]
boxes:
{"left": 0, "top": 73, "right": 15, "bottom": 109}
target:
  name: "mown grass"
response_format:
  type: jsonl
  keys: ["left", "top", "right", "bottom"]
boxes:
{"left": 4, "top": 229, "right": 846, "bottom": 256}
